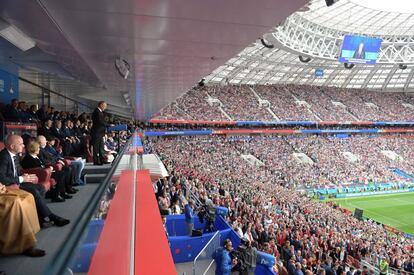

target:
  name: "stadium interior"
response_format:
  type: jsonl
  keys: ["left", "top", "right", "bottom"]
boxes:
{"left": 1, "top": 0, "right": 414, "bottom": 275}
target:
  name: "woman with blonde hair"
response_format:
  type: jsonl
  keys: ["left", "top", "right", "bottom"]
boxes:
{"left": 21, "top": 140, "right": 70, "bottom": 202}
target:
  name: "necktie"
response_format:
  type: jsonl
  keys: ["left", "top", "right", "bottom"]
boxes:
{"left": 13, "top": 155, "right": 22, "bottom": 177}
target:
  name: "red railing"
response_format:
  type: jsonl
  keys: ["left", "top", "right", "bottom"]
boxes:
{"left": 135, "top": 170, "right": 175, "bottom": 274}
{"left": 88, "top": 169, "right": 175, "bottom": 275}
{"left": 88, "top": 170, "right": 134, "bottom": 275}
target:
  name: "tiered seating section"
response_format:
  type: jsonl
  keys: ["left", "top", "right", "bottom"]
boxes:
{"left": 147, "top": 135, "right": 414, "bottom": 273}
{"left": 152, "top": 84, "right": 414, "bottom": 122}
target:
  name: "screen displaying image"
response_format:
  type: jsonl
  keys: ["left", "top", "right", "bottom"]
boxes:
{"left": 339, "top": 35, "right": 382, "bottom": 64}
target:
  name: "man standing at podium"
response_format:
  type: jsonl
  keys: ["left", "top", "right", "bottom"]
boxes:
{"left": 91, "top": 101, "right": 108, "bottom": 165}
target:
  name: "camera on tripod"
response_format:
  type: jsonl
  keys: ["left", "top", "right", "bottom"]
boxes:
{"left": 196, "top": 203, "right": 216, "bottom": 232}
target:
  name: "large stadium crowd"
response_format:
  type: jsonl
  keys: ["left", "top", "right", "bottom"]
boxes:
{"left": 147, "top": 135, "right": 414, "bottom": 274}
{"left": 153, "top": 85, "right": 414, "bottom": 122}
{"left": 208, "top": 85, "right": 275, "bottom": 121}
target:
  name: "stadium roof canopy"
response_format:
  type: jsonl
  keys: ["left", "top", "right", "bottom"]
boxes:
{"left": 0, "top": 0, "right": 307, "bottom": 120}
{"left": 205, "top": 0, "right": 414, "bottom": 91}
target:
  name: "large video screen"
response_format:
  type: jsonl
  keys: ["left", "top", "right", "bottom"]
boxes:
{"left": 339, "top": 35, "right": 382, "bottom": 64}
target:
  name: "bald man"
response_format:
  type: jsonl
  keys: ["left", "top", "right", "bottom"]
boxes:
{"left": 0, "top": 134, "right": 69, "bottom": 227}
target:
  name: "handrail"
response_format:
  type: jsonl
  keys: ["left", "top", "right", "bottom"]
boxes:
{"left": 390, "top": 266, "right": 414, "bottom": 275}
{"left": 44, "top": 137, "right": 133, "bottom": 275}
{"left": 360, "top": 259, "right": 414, "bottom": 275}
{"left": 19, "top": 76, "right": 132, "bottom": 120}
{"left": 19, "top": 76, "right": 93, "bottom": 110}
{"left": 360, "top": 259, "right": 380, "bottom": 274}
{"left": 193, "top": 230, "right": 220, "bottom": 275}
{"left": 182, "top": 181, "right": 203, "bottom": 208}
{"left": 203, "top": 260, "right": 216, "bottom": 275}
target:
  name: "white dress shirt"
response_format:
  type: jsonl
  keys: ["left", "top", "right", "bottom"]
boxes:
{"left": 7, "top": 150, "right": 24, "bottom": 183}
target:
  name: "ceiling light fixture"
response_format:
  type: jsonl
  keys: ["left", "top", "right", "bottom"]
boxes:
{"left": 115, "top": 57, "right": 130, "bottom": 79}
{"left": 0, "top": 19, "right": 35, "bottom": 51}
{"left": 122, "top": 92, "right": 131, "bottom": 104}
{"left": 299, "top": 55, "right": 311, "bottom": 63}
{"left": 325, "top": 0, "right": 339, "bottom": 7}
{"left": 399, "top": 64, "right": 407, "bottom": 70}
{"left": 344, "top": 63, "right": 355, "bottom": 69}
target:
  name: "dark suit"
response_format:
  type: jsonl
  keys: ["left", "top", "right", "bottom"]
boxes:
{"left": 90, "top": 107, "right": 107, "bottom": 164}
{"left": 27, "top": 111, "right": 39, "bottom": 122}
{"left": 51, "top": 127, "right": 65, "bottom": 139}
{"left": 38, "top": 126, "right": 54, "bottom": 140}
{"left": 39, "top": 147, "right": 60, "bottom": 164}
{"left": 21, "top": 153, "right": 66, "bottom": 197}
{"left": 0, "top": 149, "right": 52, "bottom": 220}
{"left": 36, "top": 109, "right": 50, "bottom": 122}
{"left": 38, "top": 148, "right": 74, "bottom": 191}
{"left": 73, "top": 126, "right": 83, "bottom": 137}
{"left": 4, "top": 106, "right": 21, "bottom": 122}
{"left": 61, "top": 126, "right": 71, "bottom": 138}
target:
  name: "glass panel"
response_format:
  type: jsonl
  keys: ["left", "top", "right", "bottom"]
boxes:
{"left": 45, "top": 137, "right": 135, "bottom": 275}
{"left": 19, "top": 80, "right": 43, "bottom": 106}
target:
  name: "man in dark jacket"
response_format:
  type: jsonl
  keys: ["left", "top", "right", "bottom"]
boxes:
{"left": 90, "top": 101, "right": 108, "bottom": 165}
{"left": 37, "top": 137, "right": 77, "bottom": 194}
{"left": 4, "top": 99, "right": 21, "bottom": 122}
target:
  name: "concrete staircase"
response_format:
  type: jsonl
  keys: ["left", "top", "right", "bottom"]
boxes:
{"left": 84, "top": 163, "right": 112, "bottom": 184}
{"left": 291, "top": 94, "right": 321, "bottom": 121}
{"left": 249, "top": 87, "right": 280, "bottom": 120}
{"left": 206, "top": 93, "right": 233, "bottom": 121}
{"left": 332, "top": 101, "right": 360, "bottom": 121}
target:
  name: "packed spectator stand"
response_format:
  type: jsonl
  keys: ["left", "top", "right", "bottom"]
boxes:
{"left": 147, "top": 134, "right": 414, "bottom": 274}
{"left": 153, "top": 84, "right": 414, "bottom": 122}
{"left": 149, "top": 83, "right": 414, "bottom": 275}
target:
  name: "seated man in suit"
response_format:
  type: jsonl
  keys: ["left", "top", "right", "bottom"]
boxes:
{"left": 0, "top": 134, "right": 69, "bottom": 227}
{"left": 36, "top": 136, "right": 78, "bottom": 192}
{"left": 37, "top": 119, "right": 54, "bottom": 140}
{"left": 36, "top": 105, "right": 50, "bottom": 122}
{"left": 52, "top": 119, "right": 74, "bottom": 156}
{"left": 73, "top": 120, "right": 85, "bottom": 137}
{"left": 62, "top": 120, "right": 82, "bottom": 156}
{"left": 51, "top": 119, "right": 65, "bottom": 140}
{"left": 4, "top": 99, "right": 21, "bottom": 122}
{"left": 17, "top": 101, "right": 30, "bottom": 123}
{"left": 27, "top": 104, "right": 39, "bottom": 122}
{"left": 40, "top": 135, "right": 85, "bottom": 185}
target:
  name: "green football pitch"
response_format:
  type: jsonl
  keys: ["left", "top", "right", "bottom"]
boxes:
{"left": 331, "top": 192, "right": 414, "bottom": 235}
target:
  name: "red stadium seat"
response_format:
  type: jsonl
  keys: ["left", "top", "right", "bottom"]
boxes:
{"left": 21, "top": 167, "right": 54, "bottom": 192}
{"left": 84, "top": 137, "right": 93, "bottom": 163}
